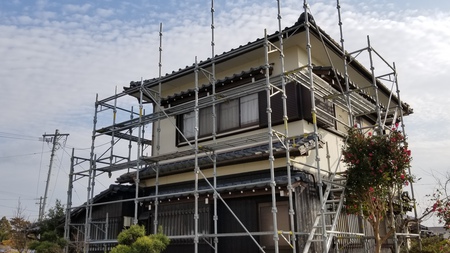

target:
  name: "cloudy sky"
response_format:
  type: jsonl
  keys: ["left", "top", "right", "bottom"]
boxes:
{"left": 0, "top": 0, "right": 449, "bottom": 227}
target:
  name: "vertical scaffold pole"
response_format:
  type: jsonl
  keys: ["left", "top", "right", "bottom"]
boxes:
{"left": 276, "top": 1, "right": 296, "bottom": 252}
{"left": 88, "top": 156, "right": 97, "bottom": 238}
{"left": 194, "top": 57, "right": 200, "bottom": 253}
{"left": 337, "top": 2, "right": 368, "bottom": 251}
{"left": 394, "top": 62, "right": 421, "bottom": 250}
{"left": 368, "top": 36, "right": 399, "bottom": 252}
{"left": 336, "top": 0, "right": 354, "bottom": 126}
{"left": 153, "top": 22, "right": 163, "bottom": 234}
{"left": 84, "top": 95, "right": 99, "bottom": 253}
{"left": 303, "top": 1, "right": 327, "bottom": 252}
{"left": 64, "top": 148, "right": 75, "bottom": 253}
{"left": 134, "top": 78, "right": 144, "bottom": 225}
{"left": 127, "top": 107, "right": 134, "bottom": 174}
{"left": 367, "top": 36, "right": 383, "bottom": 133}
{"left": 210, "top": 1, "right": 219, "bottom": 252}
{"left": 264, "top": 29, "right": 280, "bottom": 253}
{"left": 110, "top": 87, "right": 117, "bottom": 168}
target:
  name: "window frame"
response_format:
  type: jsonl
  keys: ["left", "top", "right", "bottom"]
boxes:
{"left": 179, "top": 93, "right": 260, "bottom": 142}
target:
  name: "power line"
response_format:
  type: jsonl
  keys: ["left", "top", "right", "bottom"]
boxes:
{"left": 65, "top": 141, "right": 111, "bottom": 150}
{"left": 0, "top": 150, "right": 51, "bottom": 159}
{"left": 0, "top": 131, "right": 41, "bottom": 141}
{"left": 0, "top": 190, "right": 36, "bottom": 199}
{"left": 0, "top": 131, "right": 38, "bottom": 138}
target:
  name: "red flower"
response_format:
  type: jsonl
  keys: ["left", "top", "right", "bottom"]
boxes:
{"left": 400, "top": 174, "right": 405, "bottom": 180}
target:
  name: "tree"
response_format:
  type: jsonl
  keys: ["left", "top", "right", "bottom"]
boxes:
{"left": 29, "top": 200, "right": 66, "bottom": 253}
{"left": 425, "top": 173, "right": 450, "bottom": 230}
{"left": 9, "top": 200, "right": 31, "bottom": 253}
{"left": 0, "top": 216, "right": 11, "bottom": 242}
{"left": 342, "top": 126, "right": 413, "bottom": 253}
{"left": 110, "top": 225, "right": 170, "bottom": 253}
{"left": 402, "top": 236, "right": 450, "bottom": 253}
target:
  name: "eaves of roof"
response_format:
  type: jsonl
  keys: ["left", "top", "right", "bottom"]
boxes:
{"left": 116, "top": 133, "right": 322, "bottom": 184}
{"left": 123, "top": 16, "right": 308, "bottom": 96}
{"left": 140, "top": 169, "right": 312, "bottom": 200}
{"left": 161, "top": 64, "right": 269, "bottom": 106}
{"left": 70, "top": 170, "right": 311, "bottom": 218}
{"left": 123, "top": 14, "right": 409, "bottom": 114}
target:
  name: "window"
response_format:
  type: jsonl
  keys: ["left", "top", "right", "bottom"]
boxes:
{"left": 182, "top": 107, "right": 214, "bottom": 139}
{"left": 183, "top": 111, "right": 195, "bottom": 139}
{"left": 180, "top": 94, "right": 259, "bottom": 141}
{"left": 218, "top": 99, "right": 239, "bottom": 131}
{"left": 199, "top": 107, "right": 213, "bottom": 136}
{"left": 240, "top": 93, "right": 259, "bottom": 126}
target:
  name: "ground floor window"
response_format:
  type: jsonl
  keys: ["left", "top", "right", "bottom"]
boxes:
{"left": 158, "top": 202, "right": 210, "bottom": 237}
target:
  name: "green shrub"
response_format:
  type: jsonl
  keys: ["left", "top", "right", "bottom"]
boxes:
{"left": 117, "top": 225, "right": 146, "bottom": 246}
{"left": 111, "top": 225, "right": 170, "bottom": 253}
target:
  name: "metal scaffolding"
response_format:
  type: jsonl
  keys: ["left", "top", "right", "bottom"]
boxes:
{"left": 63, "top": 1, "right": 418, "bottom": 253}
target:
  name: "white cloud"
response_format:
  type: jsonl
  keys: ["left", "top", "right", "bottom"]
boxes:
{"left": 96, "top": 8, "right": 114, "bottom": 18}
{"left": 63, "top": 4, "right": 91, "bottom": 13}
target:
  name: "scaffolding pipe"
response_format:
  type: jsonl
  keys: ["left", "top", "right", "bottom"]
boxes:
{"left": 127, "top": 106, "right": 134, "bottom": 174}
{"left": 64, "top": 148, "right": 75, "bottom": 253}
{"left": 134, "top": 78, "right": 144, "bottom": 225}
{"left": 264, "top": 29, "right": 280, "bottom": 253}
{"left": 367, "top": 36, "right": 383, "bottom": 134}
{"left": 84, "top": 95, "right": 99, "bottom": 253}
{"left": 276, "top": 1, "right": 296, "bottom": 252}
{"left": 153, "top": 22, "right": 163, "bottom": 234}
{"left": 194, "top": 57, "right": 200, "bottom": 253}
{"left": 336, "top": 0, "right": 354, "bottom": 126}
{"left": 302, "top": 1, "right": 328, "bottom": 252}
{"left": 210, "top": 1, "right": 219, "bottom": 251}
{"left": 393, "top": 62, "right": 421, "bottom": 251}
{"left": 87, "top": 156, "right": 97, "bottom": 244}
{"left": 110, "top": 87, "right": 117, "bottom": 168}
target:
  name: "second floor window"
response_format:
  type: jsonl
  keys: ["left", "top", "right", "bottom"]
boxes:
{"left": 181, "top": 93, "right": 259, "bottom": 140}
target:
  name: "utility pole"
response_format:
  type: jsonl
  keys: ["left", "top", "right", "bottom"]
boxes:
{"left": 39, "top": 129, "right": 69, "bottom": 221}
{"left": 38, "top": 196, "right": 43, "bottom": 221}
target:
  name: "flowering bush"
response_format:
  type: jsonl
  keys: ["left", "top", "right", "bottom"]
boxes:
{"left": 427, "top": 188, "right": 450, "bottom": 230}
{"left": 342, "top": 126, "right": 412, "bottom": 253}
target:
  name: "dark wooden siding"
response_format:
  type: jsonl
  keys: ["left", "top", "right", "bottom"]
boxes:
{"left": 259, "top": 81, "right": 301, "bottom": 127}
{"left": 217, "top": 197, "right": 263, "bottom": 253}
{"left": 299, "top": 85, "right": 335, "bottom": 128}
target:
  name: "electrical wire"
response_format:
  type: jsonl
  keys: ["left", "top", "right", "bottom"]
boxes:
{"left": 0, "top": 131, "right": 40, "bottom": 141}
{"left": 65, "top": 141, "right": 111, "bottom": 151}
{"left": 0, "top": 189, "right": 35, "bottom": 197}
{"left": 0, "top": 150, "right": 51, "bottom": 159}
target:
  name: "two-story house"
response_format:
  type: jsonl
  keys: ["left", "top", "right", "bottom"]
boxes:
{"left": 66, "top": 9, "right": 413, "bottom": 253}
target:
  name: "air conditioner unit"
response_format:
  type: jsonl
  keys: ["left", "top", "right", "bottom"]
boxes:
{"left": 123, "top": 216, "right": 133, "bottom": 227}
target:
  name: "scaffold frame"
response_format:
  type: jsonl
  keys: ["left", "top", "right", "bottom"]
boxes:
{"left": 63, "top": 1, "right": 419, "bottom": 253}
